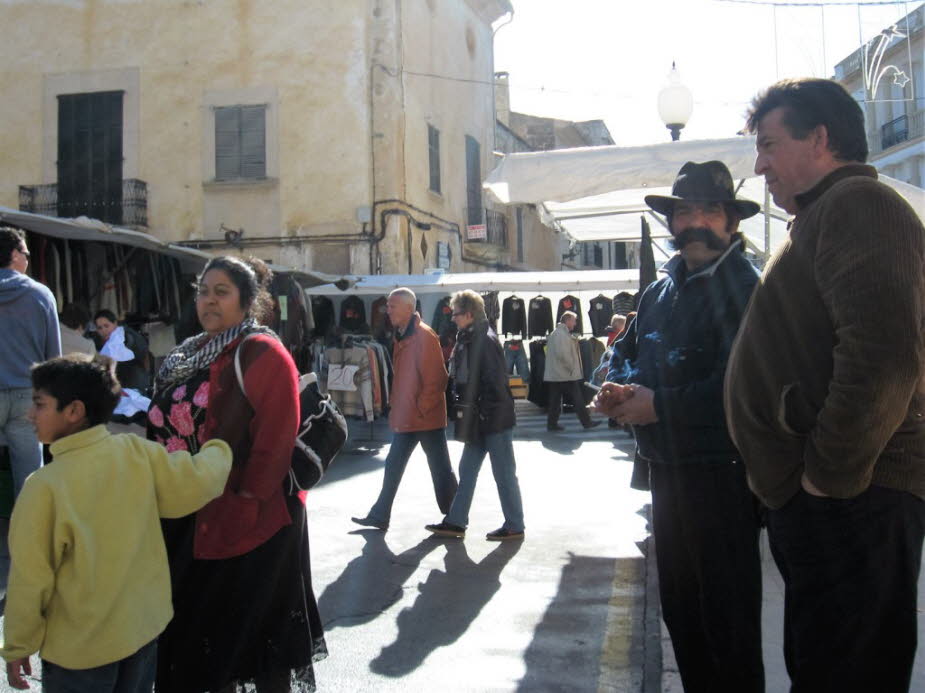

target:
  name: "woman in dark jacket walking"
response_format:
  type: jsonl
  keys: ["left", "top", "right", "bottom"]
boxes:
{"left": 426, "top": 290, "right": 525, "bottom": 541}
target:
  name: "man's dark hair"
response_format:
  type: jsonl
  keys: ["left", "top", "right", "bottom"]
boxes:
{"left": 0, "top": 227, "right": 26, "bottom": 268}
{"left": 61, "top": 303, "right": 91, "bottom": 330}
{"left": 31, "top": 354, "right": 121, "bottom": 426}
{"left": 93, "top": 309, "right": 118, "bottom": 324}
{"left": 746, "top": 78, "right": 868, "bottom": 163}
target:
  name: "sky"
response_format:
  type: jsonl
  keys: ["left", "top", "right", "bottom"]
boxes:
{"left": 493, "top": 0, "right": 923, "bottom": 146}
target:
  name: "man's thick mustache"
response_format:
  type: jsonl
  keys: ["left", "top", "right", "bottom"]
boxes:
{"left": 669, "top": 227, "right": 727, "bottom": 251}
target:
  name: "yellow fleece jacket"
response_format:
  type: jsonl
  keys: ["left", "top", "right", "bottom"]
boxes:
{"left": 0, "top": 425, "right": 232, "bottom": 669}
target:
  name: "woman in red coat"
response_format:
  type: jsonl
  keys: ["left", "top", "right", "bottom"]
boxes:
{"left": 147, "top": 256, "right": 326, "bottom": 692}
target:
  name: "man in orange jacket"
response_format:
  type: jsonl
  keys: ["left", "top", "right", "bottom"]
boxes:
{"left": 352, "top": 288, "right": 458, "bottom": 530}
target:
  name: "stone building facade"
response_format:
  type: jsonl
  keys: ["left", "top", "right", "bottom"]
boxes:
{"left": 3, "top": 0, "right": 571, "bottom": 275}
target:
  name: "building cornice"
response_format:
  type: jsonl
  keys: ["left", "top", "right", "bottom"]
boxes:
{"left": 464, "top": 0, "right": 513, "bottom": 25}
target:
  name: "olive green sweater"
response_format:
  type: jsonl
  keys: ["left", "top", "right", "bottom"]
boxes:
{"left": 725, "top": 165, "right": 925, "bottom": 509}
{"left": 0, "top": 426, "right": 231, "bottom": 669}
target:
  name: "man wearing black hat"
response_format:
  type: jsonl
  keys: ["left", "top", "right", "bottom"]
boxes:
{"left": 595, "top": 161, "right": 765, "bottom": 692}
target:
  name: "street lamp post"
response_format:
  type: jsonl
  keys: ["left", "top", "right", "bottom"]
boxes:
{"left": 657, "top": 62, "right": 693, "bottom": 141}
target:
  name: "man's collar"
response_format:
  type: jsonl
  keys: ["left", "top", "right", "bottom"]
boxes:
{"left": 794, "top": 164, "right": 876, "bottom": 212}
{"left": 662, "top": 238, "right": 743, "bottom": 283}
{"left": 395, "top": 313, "right": 418, "bottom": 340}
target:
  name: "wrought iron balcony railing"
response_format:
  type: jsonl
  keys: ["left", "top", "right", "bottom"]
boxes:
{"left": 18, "top": 179, "right": 148, "bottom": 227}
{"left": 881, "top": 115, "right": 909, "bottom": 150}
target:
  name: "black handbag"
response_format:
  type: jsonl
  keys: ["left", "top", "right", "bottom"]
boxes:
{"left": 453, "top": 401, "right": 482, "bottom": 444}
{"left": 235, "top": 338, "right": 348, "bottom": 494}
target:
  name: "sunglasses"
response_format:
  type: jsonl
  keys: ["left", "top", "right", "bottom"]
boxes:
{"left": 452, "top": 311, "right": 468, "bottom": 317}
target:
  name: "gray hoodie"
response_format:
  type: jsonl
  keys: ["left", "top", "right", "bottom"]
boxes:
{"left": 0, "top": 268, "right": 61, "bottom": 388}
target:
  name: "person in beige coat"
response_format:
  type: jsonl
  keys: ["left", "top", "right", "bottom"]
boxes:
{"left": 543, "top": 312, "right": 599, "bottom": 431}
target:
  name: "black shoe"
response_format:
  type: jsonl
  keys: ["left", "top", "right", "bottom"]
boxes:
{"left": 547, "top": 424, "right": 565, "bottom": 432}
{"left": 583, "top": 420, "right": 603, "bottom": 430}
{"left": 486, "top": 527, "right": 525, "bottom": 541}
{"left": 351, "top": 516, "right": 388, "bottom": 531}
{"left": 424, "top": 521, "right": 466, "bottom": 538}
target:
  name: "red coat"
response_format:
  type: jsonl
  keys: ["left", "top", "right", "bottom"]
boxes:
{"left": 388, "top": 314, "right": 448, "bottom": 433}
{"left": 194, "top": 334, "right": 300, "bottom": 559}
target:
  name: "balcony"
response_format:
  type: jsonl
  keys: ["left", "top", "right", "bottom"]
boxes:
{"left": 464, "top": 207, "right": 508, "bottom": 248}
{"left": 18, "top": 179, "right": 148, "bottom": 227}
{"left": 881, "top": 115, "right": 909, "bottom": 150}
{"left": 873, "top": 109, "right": 924, "bottom": 155}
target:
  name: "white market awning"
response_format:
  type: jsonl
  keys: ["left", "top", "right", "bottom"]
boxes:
{"left": 306, "top": 269, "right": 641, "bottom": 296}
{"left": 484, "top": 138, "right": 924, "bottom": 255}
{"left": 485, "top": 137, "right": 761, "bottom": 205}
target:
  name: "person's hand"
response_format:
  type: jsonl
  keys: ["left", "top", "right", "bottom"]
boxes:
{"left": 592, "top": 382, "right": 634, "bottom": 418}
{"left": 801, "top": 473, "right": 830, "bottom": 497}
{"left": 7, "top": 657, "right": 32, "bottom": 689}
{"left": 612, "top": 385, "right": 658, "bottom": 426}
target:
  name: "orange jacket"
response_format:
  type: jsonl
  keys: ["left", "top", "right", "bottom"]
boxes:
{"left": 389, "top": 314, "right": 449, "bottom": 432}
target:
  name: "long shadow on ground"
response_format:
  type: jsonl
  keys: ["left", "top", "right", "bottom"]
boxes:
{"left": 370, "top": 539, "right": 523, "bottom": 677}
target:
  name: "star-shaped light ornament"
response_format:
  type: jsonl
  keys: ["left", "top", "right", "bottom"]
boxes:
{"left": 420, "top": 233, "right": 428, "bottom": 260}
{"left": 893, "top": 71, "right": 911, "bottom": 89}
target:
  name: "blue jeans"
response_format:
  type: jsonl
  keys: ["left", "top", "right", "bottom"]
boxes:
{"left": 367, "top": 428, "right": 458, "bottom": 523}
{"left": 504, "top": 343, "right": 530, "bottom": 378}
{"left": 0, "top": 388, "right": 42, "bottom": 499}
{"left": 445, "top": 428, "right": 524, "bottom": 532}
{"left": 43, "top": 639, "right": 157, "bottom": 693}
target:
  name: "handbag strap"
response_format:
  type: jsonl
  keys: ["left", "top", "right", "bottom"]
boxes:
{"left": 233, "top": 333, "right": 261, "bottom": 398}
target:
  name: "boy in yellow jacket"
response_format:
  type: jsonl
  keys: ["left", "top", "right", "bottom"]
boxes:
{"left": 0, "top": 354, "right": 232, "bottom": 691}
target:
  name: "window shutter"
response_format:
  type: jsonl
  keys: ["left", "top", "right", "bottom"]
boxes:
{"left": 239, "top": 105, "right": 266, "bottom": 179}
{"left": 214, "top": 105, "right": 266, "bottom": 180}
{"left": 428, "top": 125, "right": 441, "bottom": 193}
{"left": 465, "top": 135, "right": 481, "bottom": 226}
{"left": 215, "top": 106, "right": 241, "bottom": 180}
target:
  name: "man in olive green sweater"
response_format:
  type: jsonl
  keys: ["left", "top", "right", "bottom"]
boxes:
{"left": 1, "top": 354, "right": 232, "bottom": 691}
{"left": 725, "top": 78, "right": 925, "bottom": 692}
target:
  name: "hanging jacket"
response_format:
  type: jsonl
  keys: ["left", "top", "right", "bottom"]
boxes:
{"left": 556, "top": 295, "right": 584, "bottom": 334}
{"left": 501, "top": 295, "right": 527, "bottom": 337}
{"left": 339, "top": 295, "right": 368, "bottom": 333}
{"left": 431, "top": 296, "right": 455, "bottom": 337}
{"left": 587, "top": 294, "right": 614, "bottom": 337}
{"left": 527, "top": 295, "right": 554, "bottom": 337}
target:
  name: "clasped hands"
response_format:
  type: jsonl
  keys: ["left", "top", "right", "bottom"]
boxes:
{"left": 591, "top": 382, "right": 658, "bottom": 426}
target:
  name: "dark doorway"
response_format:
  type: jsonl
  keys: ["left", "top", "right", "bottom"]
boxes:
{"left": 57, "top": 91, "right": 124, "bottom": 223}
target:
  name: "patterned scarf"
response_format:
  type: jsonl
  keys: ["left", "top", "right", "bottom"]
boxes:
{"left": 154, "top": 318, "right": 274, "bottom": 395}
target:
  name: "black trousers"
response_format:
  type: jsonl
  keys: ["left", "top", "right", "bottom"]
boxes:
{"left": 651, "top": 461, "right": 765, "bottom": 693}
{"left": 545, "top": 380, "right": 591, "bottom": 427}
{"left": 767, "top": 484, "right": 925, "bottom": 693}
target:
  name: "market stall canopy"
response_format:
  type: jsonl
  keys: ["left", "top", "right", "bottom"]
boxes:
{"left": 485, "top": 136, "right": 760, "bottom": 205}
{"left": 484, "top": 137, "right": 924, "bottom": 254}
{"left": 307, "top": 269, "right": 640, "bottom": 295}
{"left": 0, "top": 206, "right": 351, "bottom": 289}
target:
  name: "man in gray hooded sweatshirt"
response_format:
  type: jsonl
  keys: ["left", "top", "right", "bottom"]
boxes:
{"left": 0, "top": 228, "right": 60, "bottom": 498}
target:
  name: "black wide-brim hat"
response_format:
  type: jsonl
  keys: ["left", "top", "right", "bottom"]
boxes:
{"left": 644, "top": 160, "right": 760, "bottom": 219}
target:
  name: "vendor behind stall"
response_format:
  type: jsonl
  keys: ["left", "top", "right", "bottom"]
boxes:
{"left": 93, "top": 309, "right": 150, "bottom": 392}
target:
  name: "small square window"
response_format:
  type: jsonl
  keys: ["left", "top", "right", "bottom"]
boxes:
{"left": 215, "top": 105, "right": 266, "bottom": 181}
